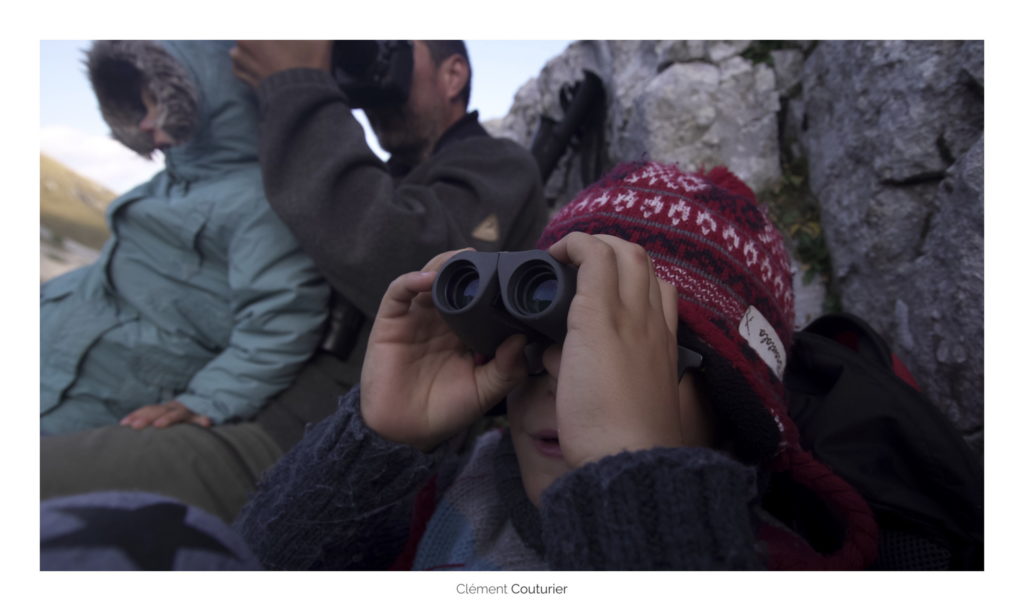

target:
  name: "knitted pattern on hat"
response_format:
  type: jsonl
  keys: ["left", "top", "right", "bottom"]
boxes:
{"left": 537, "top": 161, "right": 795, "bottom": 461}
{"left": 536, "top": 161, "right": 878, "bottom": 569}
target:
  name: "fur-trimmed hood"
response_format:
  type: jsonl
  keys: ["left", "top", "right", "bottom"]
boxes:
{"left": 86, "top": 41, "right": 261, "bottom": 180}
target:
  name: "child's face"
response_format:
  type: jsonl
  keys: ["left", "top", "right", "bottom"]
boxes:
{"left": 506, "top": 344, "right": 710, "bottom": 507}
{"left": 506, "top": 345, "right": 565, "bottom": 508}
{"left": 139, "top": 87, "right": 176, "bottom": 150}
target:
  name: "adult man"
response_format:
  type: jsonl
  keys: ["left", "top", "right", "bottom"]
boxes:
{"left": 41, "top": 40, "right": 547, "bottom": 522}
{"left": 228, "top": 40, "right": 548, "bottom": 452}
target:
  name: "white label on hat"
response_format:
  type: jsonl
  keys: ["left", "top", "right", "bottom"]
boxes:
{"left": 738, "top": 306, "right": 786, "bottom": 380}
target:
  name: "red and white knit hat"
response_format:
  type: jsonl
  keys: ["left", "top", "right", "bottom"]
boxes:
{"left": 537, "top": 161, "right": 877, "bottom": 569}
{"left": 538, "top": 161, "right": 795, "bottom": 459}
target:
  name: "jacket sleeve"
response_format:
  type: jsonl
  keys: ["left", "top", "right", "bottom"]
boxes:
{"left": 175, "top": 184, "right": 329, "bottom": 422}
{"left": 234, "top": 386, "right": 442, "bottom": 570}
{"left": 255, "top": 69, "right": 545, "bottom": 316}
{"left": 539, "top": 446, "right": 765, "bottom": 570}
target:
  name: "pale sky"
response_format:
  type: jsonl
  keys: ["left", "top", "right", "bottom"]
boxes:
{"left": 40, "top": 40, "right": 571, "bottom": 194}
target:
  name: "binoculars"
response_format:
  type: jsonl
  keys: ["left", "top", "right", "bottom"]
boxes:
{"left": 432, "top": 250, "right": 576, "bottom": 357}
{"left": 331, "top": 40, "right": 414, "bottom": 108}
{"left": 432, "top": 249, "right": 704, "bottom": 379}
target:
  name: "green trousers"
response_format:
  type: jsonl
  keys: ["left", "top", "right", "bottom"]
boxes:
{"left": 40, "top": 422, "right": 281, "bottom": 524}
{"left": 40, "top": 349, "right": 360, "bottom": 524}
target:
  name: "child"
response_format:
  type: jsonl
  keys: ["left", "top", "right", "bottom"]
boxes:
{"left": 235, "top": 161, "right": 877, "bottom": 570}
{"left": 40, "top": 41, "right": 329, "bottom": 434}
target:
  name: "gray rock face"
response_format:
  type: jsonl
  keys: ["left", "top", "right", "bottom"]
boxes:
{"left": 617, "top": 56, "right": 781, "bottom": 194}
{"left": 485, "top": 40, "right": 818, "bottom": 328}
{"left": 794, "top": 41, "right": 984, "bottom": 434}
{"left": 487, "top": 40, "right": 984, "bottom": 445}
{"left": 488, "top": 40, "right": 783, "bottom": 207}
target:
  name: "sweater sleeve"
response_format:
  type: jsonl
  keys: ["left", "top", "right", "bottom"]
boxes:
{"left": 234, "top": 386, "right": 441, "bottom": 570}
{"left": 539, "top": 446, "right": 764, "bottom": 570}
{"left": 254, "top": 69, "right": 545, "bottom": 316}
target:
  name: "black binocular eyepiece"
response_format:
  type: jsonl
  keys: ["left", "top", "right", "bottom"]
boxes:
{"left": 432, "top": 250, "right": 577, "bottom": 357}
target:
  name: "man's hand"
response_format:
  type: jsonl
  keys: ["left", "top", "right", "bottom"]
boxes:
{"left": 120, "top": 400, "right": 213, "bottom": 430}
{"left": 360, "top": 250, "right": 529, "bottom": 452}
{"left": 230, "top": 41, "right": 332, "bottom": 88}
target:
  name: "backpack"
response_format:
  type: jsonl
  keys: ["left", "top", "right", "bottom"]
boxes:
{"left": 779, "top": 312, "right": 984, "bottom": 570}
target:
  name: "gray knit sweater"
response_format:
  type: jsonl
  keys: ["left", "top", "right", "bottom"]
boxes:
{"left": 235, "top": 388, "right": 765, "bottom": 570}
{"left": 254, "top": 68, "right": 548, "bottom": 317}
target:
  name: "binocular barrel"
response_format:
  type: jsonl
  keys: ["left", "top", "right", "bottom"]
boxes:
{"left": 330, "top": 40, "right": 414, "bottom": 109}
{"left": 432, "top": 250, "right": 578, "bottom": 356}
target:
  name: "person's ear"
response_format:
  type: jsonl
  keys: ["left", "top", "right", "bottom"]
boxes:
{"left": 439, "top": 54, "right": 469, "bottom": 105}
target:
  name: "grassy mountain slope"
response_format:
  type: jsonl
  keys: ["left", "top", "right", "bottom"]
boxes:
{"left": 40, "top": 153, "right": 114, "bottom": 250}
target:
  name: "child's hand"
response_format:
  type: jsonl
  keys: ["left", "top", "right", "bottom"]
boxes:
{"left": 119, "top": 400, "right": 213, "bottom": 429}
{"left": 546, "top": 232, "right": 691, "bottom": 467}
{"left": 360, "top": 250, "right": 529, "bottom": 452}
